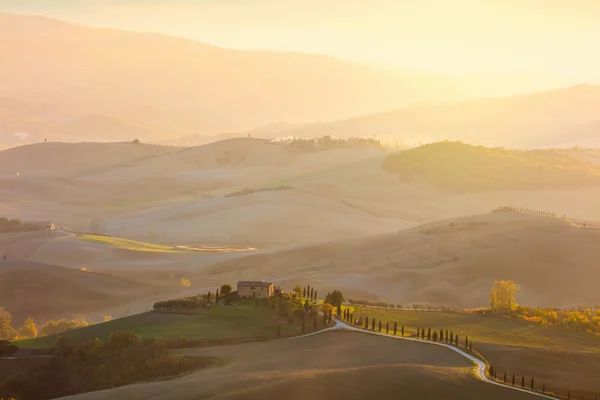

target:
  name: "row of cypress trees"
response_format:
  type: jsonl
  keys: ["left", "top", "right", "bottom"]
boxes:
{"left": 347, "top": 312, "right": 475, "bottom": 353}
{"left": 487, "top": 368, "right": 591, "bottom": 400}
{"left": 302, "top": 285, "right": 318, "bottom": 301}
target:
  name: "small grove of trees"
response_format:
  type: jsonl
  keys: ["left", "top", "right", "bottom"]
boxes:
{"left": 490, "top": 280, "right": 519, "bottom": 312}
{"left": 0, "top": 217, "right": 24, "bottom": 233}
{"left": 0, "top": 331, "right": 211, "bottom": 400}
{"left": 41, "top": 317, "right": 89, "bottom": 336}
{"left": 153, "top": 294, "right": 210, "bottom": 310}
{"left": 324, "top": 290, "right": 344, "bottom": 308}
{"left": 220, "top": 284, "right": 233, "bottom": 296}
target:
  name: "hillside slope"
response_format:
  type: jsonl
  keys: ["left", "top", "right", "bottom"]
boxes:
{"left": 0, "top": 142, "right": 178, "bottom": 177}
{"left": 382, "top": 141, "right": 600, "bottom": 192}
{"left": 199, "top": 212, "right": 600, "bottom": 308}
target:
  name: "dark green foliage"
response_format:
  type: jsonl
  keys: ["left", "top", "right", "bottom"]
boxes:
{"left": 303, "top": 287, "right": 306, "bottom": 297}
{"left": 450, "top": 331, "right": 454, "bottom": 344}
{"left": 432, "top": 331, "right": 438, "bottom": 342}
{"left": 371, "top": 318, "right": 376, "bottom": 331}
{"left": 445, "top": 329, "right": 449, "bottom": 342}
{"left": 336, "top": 303, "right": 342, "bottom": 318}
{"left": 314, "top": 290, "right": 318, "bottom": 300}
{"left": 401, "top": 325, "right": 404, "bottom": 337}
{"left": 531, "top": 377, "right": 534, "bottom": 390}
{"left": 416, "top": 328, "right": 420, "bottom": 338}
{"left": 220, "top": 284, "right": 233, "bottom": 296}
{"left": 386, "top": 322, "right": 389, "bottom": 334}
{"left": 440, "top": 329, "right": 444, "bottom": 342}
{"left": 310, "top": 288, "right": 314, "bottom": 300}
{"left": 521, "top": 376, "right": 525, "bottom": 388}
{"left": 421, "top": 328, "right": 425, "bottom": 339}
{"left": 427, "top": 328, "right": 431, "bottom": 340}
{"left": 454, "top": 335, "right": 458, "bottom": 346}
{"left": 365, "top": 317, "right": 369, "bottom": 329}
{"left": 489, "top": 366, "right": 494, "bottom": 378}
{"left": 153, "top": 294, "right": 209, "bottom": 310}
{"left": 378, "top": 320, "right": 382, "bottom": 332}
{"left": 393, "top": 322, "right": 397, "bottom": 336}
{"left": 307, "top": 285, "right": 311, "bottom": 298}
{"left": 324, "top": 290, "right": 345, "bottom": 308}
{"left": 0, "top": 332, "right": 211, "bottom": 400}
{"left": 512, "top": 374, "right": 516, "bottom": 385}
{"left": 465, "top": 335, "right": 468, "bottom": 348}
{"left": 215, "top": 288, "right": 219, "bottom": 300}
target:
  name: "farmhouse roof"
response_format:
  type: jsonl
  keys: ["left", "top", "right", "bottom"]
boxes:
{"left": 238, "top": 280, "right": 273, "bottom": 287}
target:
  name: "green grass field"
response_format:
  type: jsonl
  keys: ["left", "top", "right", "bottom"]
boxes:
{"left": 18, "top": 300, "right": 322, "bottom": 349}
{"left": 349, "top": 307, "right": 600, "bottom": 353}
{"left": 77, "top": 234, "right": 253, "bottom": 253}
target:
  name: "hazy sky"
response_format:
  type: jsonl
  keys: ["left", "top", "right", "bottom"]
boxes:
{"left": 2, "top": 0, "right": 600, "bottom": 81}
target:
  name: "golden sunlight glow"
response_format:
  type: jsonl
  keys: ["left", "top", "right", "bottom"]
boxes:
{"left": 3, "top": 0, "right": 600, "bottom": 82}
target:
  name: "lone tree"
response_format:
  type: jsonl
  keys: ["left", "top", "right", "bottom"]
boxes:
{"left": 293, "top": 285, "right": 303, "bottom": 297}
{"left": 220, "top": 284, "right": 233, "bottom": 296}
{"left": 490, "top": 280, "right": 519, "bottom": 312}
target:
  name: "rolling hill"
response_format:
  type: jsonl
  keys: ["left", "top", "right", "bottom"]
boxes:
{"left": 0, "top": 260, "right": 149, "bottom": 323}
{"left": 269, "top": 85, "right": 600, "bottom": 149}
{"left": 198, "top": 212, "right": 600, "bottom": 308}
{"left": 382, "top": 141, "right": 600, "bottom": 192}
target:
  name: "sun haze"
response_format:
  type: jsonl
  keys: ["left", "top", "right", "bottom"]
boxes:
{"left": 2, "top": 0, "right": 600, "bottom": 81}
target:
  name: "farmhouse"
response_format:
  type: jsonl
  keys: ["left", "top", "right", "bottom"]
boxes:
{"left": 237, "top": 280, "right": 274, "bottom": 298}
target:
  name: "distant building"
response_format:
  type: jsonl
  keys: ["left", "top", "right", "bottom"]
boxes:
{"left": 237, "top": 280, "right": 274, "bottom": 298}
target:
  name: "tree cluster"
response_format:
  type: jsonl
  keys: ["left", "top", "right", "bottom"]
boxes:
{"left": 0, "top": 331, "right": 210, "bottom": 400}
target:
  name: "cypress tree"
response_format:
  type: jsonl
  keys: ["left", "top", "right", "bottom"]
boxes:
{"left": 315, "top": 290, "right": 318, "bottom": 300}
{"left": 393, "top": 322, "right": 397, "bottom": 336}
{"left": 421, "top": 328, "right": 425, "bottom": 339}
{"left": 469, "top": 341, "right": 473, "bottom": 352}
{"left": 445, "top": 329, "right": 449, "bottom": 343}
{"left": 372, "top": 318, "right": 376, "bottom": 331}
{"left": 531, "top": 377, "right": 534, "bottom": 391}
{"left": 450, "top": 332, "right": 454, "bottom": 344}
{"left": 427, "top": 328, "right": 431, "bottom": 340}
{"left": 310, "top": 288, "right": 314, "bottom": 300}
{"left": 440, "top": 330, "right": 444, "bottom": 342}
{"left": 512, "top": 374, "right": 515, "bottom": 385}
{"left": 350, "top": 312, "right": 353, "bottom": 324}
{"left": 216, "top": 288, "right": 219, "bottom": 300}
{"left": 432, "top": 331, "right": 438, "bottom": 342}
{"left": 465, "top": 336, "right": 468, "bottom": 349}
{"left": 542, "top": 384, "right": 545, "bottom": 393}
{"left": 386, "top": 322, "right": 389, "bottom": 334}
{"left": 303, "top": 287, "right": 306, "bottom": 297}
{"left": 365, "top": 317, "right": 369, "bottom": 329}
{"left": 307, "top": 285, "right": 311, "bottom": 298}
{"left": 401, "top": 325, "right": 404, "bottom": 337}
{"left": 337, "top": 303, "right": 342, "bottom": 318}
{"left": 504, "top": 373, "right": 507, "bottom": 383}
{"left": 417, "top": 328, "right": 420, "bottom": 338}
{"left": 521, "top": 376, "right": 525, "bottom": 388}
{"left": 378, "top": 320, "right": 382, "bottom": 332}
{"left": 455, "top": 335, "right": 458, "bottom": 346}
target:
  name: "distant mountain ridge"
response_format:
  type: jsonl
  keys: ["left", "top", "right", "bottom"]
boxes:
{"left": 265, "top": 84, "right": 600, "bottom": 149}
{"left": 0, "top": 12, "right": 580, "bottom": 146}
